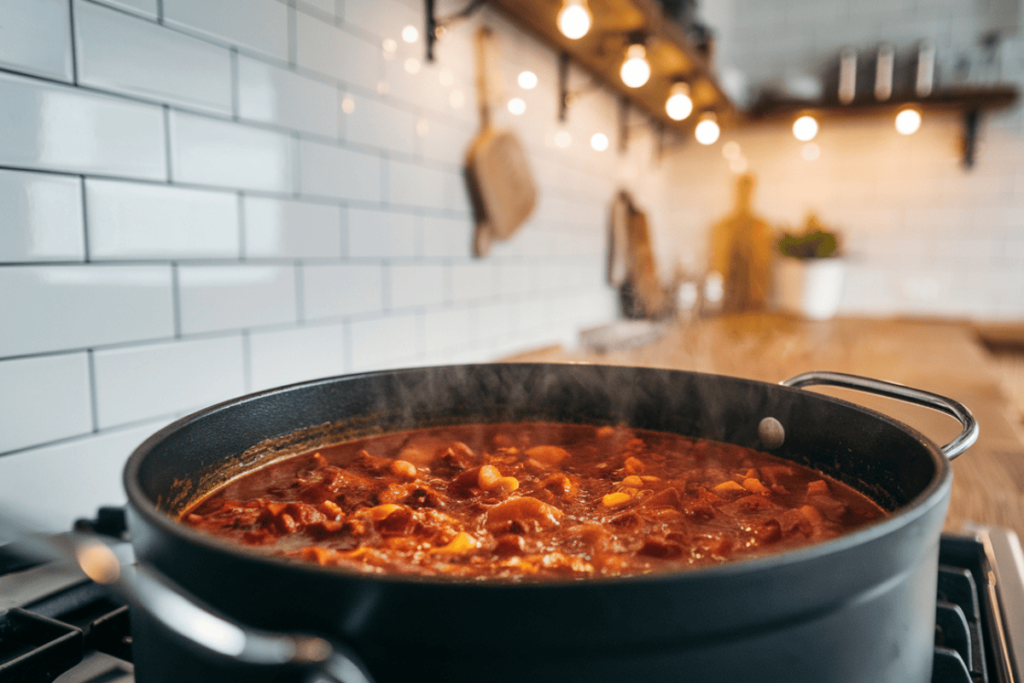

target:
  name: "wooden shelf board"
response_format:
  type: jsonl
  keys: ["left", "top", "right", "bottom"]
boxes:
{"left": 745, "top": 85, "right": 1019, "bottom": 122}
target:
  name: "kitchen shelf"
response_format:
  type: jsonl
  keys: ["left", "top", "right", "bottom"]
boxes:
{"left": 484, "top": 0, "right": 736, "bottom": 136}
{"left": 745, "top": 84, "right": 1018, "bottom": 120}
{"left": 469, "top": 1, "right": 1016, "bottom": 164}
{"left": 744, "top": 84, "right": 1018, "bottom": 168}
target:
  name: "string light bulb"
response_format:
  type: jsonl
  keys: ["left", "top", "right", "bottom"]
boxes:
{"left": 665, "top": 82, "right": 693, "bottom": 121}
{"left": 557, "top": 0, "right": 592, "bottom": 40}
{"left": 895, "top": 107, "right": 922, "bottom": 135}
{"left": 518, "top": 71, "right": 538, "bottom": 90}
{"left": 695, "top": 112, "right": 720, "bottom": 145}
{"left": 792, "top": 115, "right": 818, "bottom": 141}
{"left": 620, "top": 43, "right": 651, "bottom": 89}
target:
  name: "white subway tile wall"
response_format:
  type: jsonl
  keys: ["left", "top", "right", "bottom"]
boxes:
{"left": 74, "top": 0, "right": 234, "bottom": 115}
{"left": 169, "top": 111, "right": 294, "bottom": 192}
{"left": 0, "top": 0, "right": 633, "bottom": 527}
{"left": 294, "top": 12, "right": 380, "bottom": 91}
{"left": 348, "top": 207, "right": 418, "bottom": 258}
{"left": 670, "top": 0, "right": 1024, "bottom": 319}
{"left": 163, "top": 0, "right": 288, "bottom": 61}
{"left": 243, "top": 196, "right": 344, "bottom": 259}
{"left": 0, "top": 0, "right": 74, "bottom": 82}
{"left": 86, "top": 180, "right": 240, "bottom": 260}
{"left": 237, "top": 55, "right": 341, "bottom": 137}
{"left": 177, "top": 264, "right": 298, "bottom": 334}
{"left": 248, "top": 324, "right": 346, "bottom": 392}
{"left": 297, "top": 138, "right": 381, "bottom": 201}
{"left": 0, "top": 265, "right": 175, "bottom": 357}
{"left": 0, "top": 169, "right": 85, "bottom": 262}
{"left": 0, "top": 72, "right": 167, "bottom": 179}
{"left": 302, "top": 263, "right": 384, "bottom": 318}
{"left": 92, "top": 336, "right": 246, "bottom": 428}
{"left": 0, "top": 353, "right": 92, "bottom": 454}
{"left": 89, "top": 0, "right": 157, "bottom": 19}
{"left": 0, "top": 422, "right": 166, "bottom": 532}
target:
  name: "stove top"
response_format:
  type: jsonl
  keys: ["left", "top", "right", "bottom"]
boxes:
{"left": 1, "top": 509, "right": 1022, "bottom": 683}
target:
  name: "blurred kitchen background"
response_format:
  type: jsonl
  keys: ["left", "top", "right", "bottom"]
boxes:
{"left": 0, "top": 0, "right": 1021, "bottom": 528}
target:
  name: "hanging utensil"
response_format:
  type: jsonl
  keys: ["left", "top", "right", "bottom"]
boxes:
{"left": 465, "top": 26, "right": 537, "bottom": 257}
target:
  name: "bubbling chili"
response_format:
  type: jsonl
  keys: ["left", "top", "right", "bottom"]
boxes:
{"left": 182, "top": 422, "right": 886, "bottom": 581}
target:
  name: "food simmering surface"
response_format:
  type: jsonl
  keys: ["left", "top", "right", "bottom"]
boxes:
{"left": 182, "top": 423, "right": 886, "bottom": 580}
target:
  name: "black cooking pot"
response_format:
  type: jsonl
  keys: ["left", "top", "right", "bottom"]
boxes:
{"left": 123, "top": 364, "right": 977, "bottom": 683}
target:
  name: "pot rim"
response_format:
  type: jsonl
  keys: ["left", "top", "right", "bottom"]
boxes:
{"left": 123, "top": 363, "right": 953, "bottom": 589}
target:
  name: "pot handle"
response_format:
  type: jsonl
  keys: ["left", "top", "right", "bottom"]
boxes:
{"left": 0, "top": 507, "right": 375, "bottom": 683}
{"left": 780, "top": 371, "right": 979, "bottom": 460}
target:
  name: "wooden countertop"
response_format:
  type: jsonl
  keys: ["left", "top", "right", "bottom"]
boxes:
{"left": 506, "top": 314, "right": 1024, "bottom": 540}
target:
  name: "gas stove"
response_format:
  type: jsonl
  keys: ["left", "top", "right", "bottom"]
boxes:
{"left": 1, "top": 509, "right": 1022, "bottom": 683}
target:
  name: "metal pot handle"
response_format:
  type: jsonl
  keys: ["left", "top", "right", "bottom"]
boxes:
{"left": 0, "top": 508, "right": 375, "bottom": 683}
{"left": 780, "top": 371, "right": 979, "bottom": 460}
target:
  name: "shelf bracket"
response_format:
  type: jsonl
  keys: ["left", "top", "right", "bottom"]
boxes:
{"left": 425, "top": 0, "right": 485, "bottom": 62}
{"left": 559, "top": 52, "right": 570, "bottom": 122}
{"left": 618, "top": 97, "right": 630, "bottom": 154}
{"left": 961, "top": 108, "right": 980, "bottom": 170}
{"left": 557, "top": 52, "right": 602, "bottom": 121}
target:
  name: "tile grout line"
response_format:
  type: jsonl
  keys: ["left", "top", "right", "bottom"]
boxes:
{"left": 79, "top": 176, "right": 91, "bottom": 262}
{"left": 67, "top": 0, "right": 80, "bottom": 85}
{"left": 288, "top": 4, "right": 298, "bottom": 69}
{"left": 230, "top": 47, "right": 240, "bottom": 121}
{"left": 86, "top": 348, "right": 100, "bottom": 433}
{"left": 162, "top": 105, "right": 173, "bottom": 183}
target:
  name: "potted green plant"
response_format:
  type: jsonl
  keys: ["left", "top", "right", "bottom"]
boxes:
{"left": 774, "top": 215, "right": 845, "bottom": 320}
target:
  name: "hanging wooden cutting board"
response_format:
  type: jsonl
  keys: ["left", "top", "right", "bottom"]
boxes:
{"left": 465, "top": 26, "right": 537, "bottom": 257}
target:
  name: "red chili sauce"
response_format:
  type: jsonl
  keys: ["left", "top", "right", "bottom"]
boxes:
{"left": 182, "top": 422, "right": 886, "bottom": 581}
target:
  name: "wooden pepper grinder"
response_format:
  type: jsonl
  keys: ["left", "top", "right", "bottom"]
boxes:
{"left": 709, "top": 173, "right": 774, "bottom": 312}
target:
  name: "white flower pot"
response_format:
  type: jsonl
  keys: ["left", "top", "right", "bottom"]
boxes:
{"left": 774, "top": 258, "right": 845, "bottom": 320}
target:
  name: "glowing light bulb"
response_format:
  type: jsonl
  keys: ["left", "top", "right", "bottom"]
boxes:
{"left": 665, "top": 82, "right": 693, "bottom": 121}
{"left": 695, "top": 114, "right": 720, "bottom": 145}
{"left": 402, "top": 25, "right": 419, "bottom": 43}
{"left": 620, "top": 44, "right": 651, "bottom": 88}
{"left": 518, "top": 71, "right": 538, "bottom": 90}
{"left": 590, "top": 133, "right": 609, "bottom": 151}
{"left": 508, "top": 98, "right": 526, "bottom": 115}
{"left": 557, "top": 0, "right": 592, "bottom": 40}
{"left": 792, "top": 115, "right": 818, "bottom": 141}
{"left": 895, "top": 108, "right": 922, "bottom": 135}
